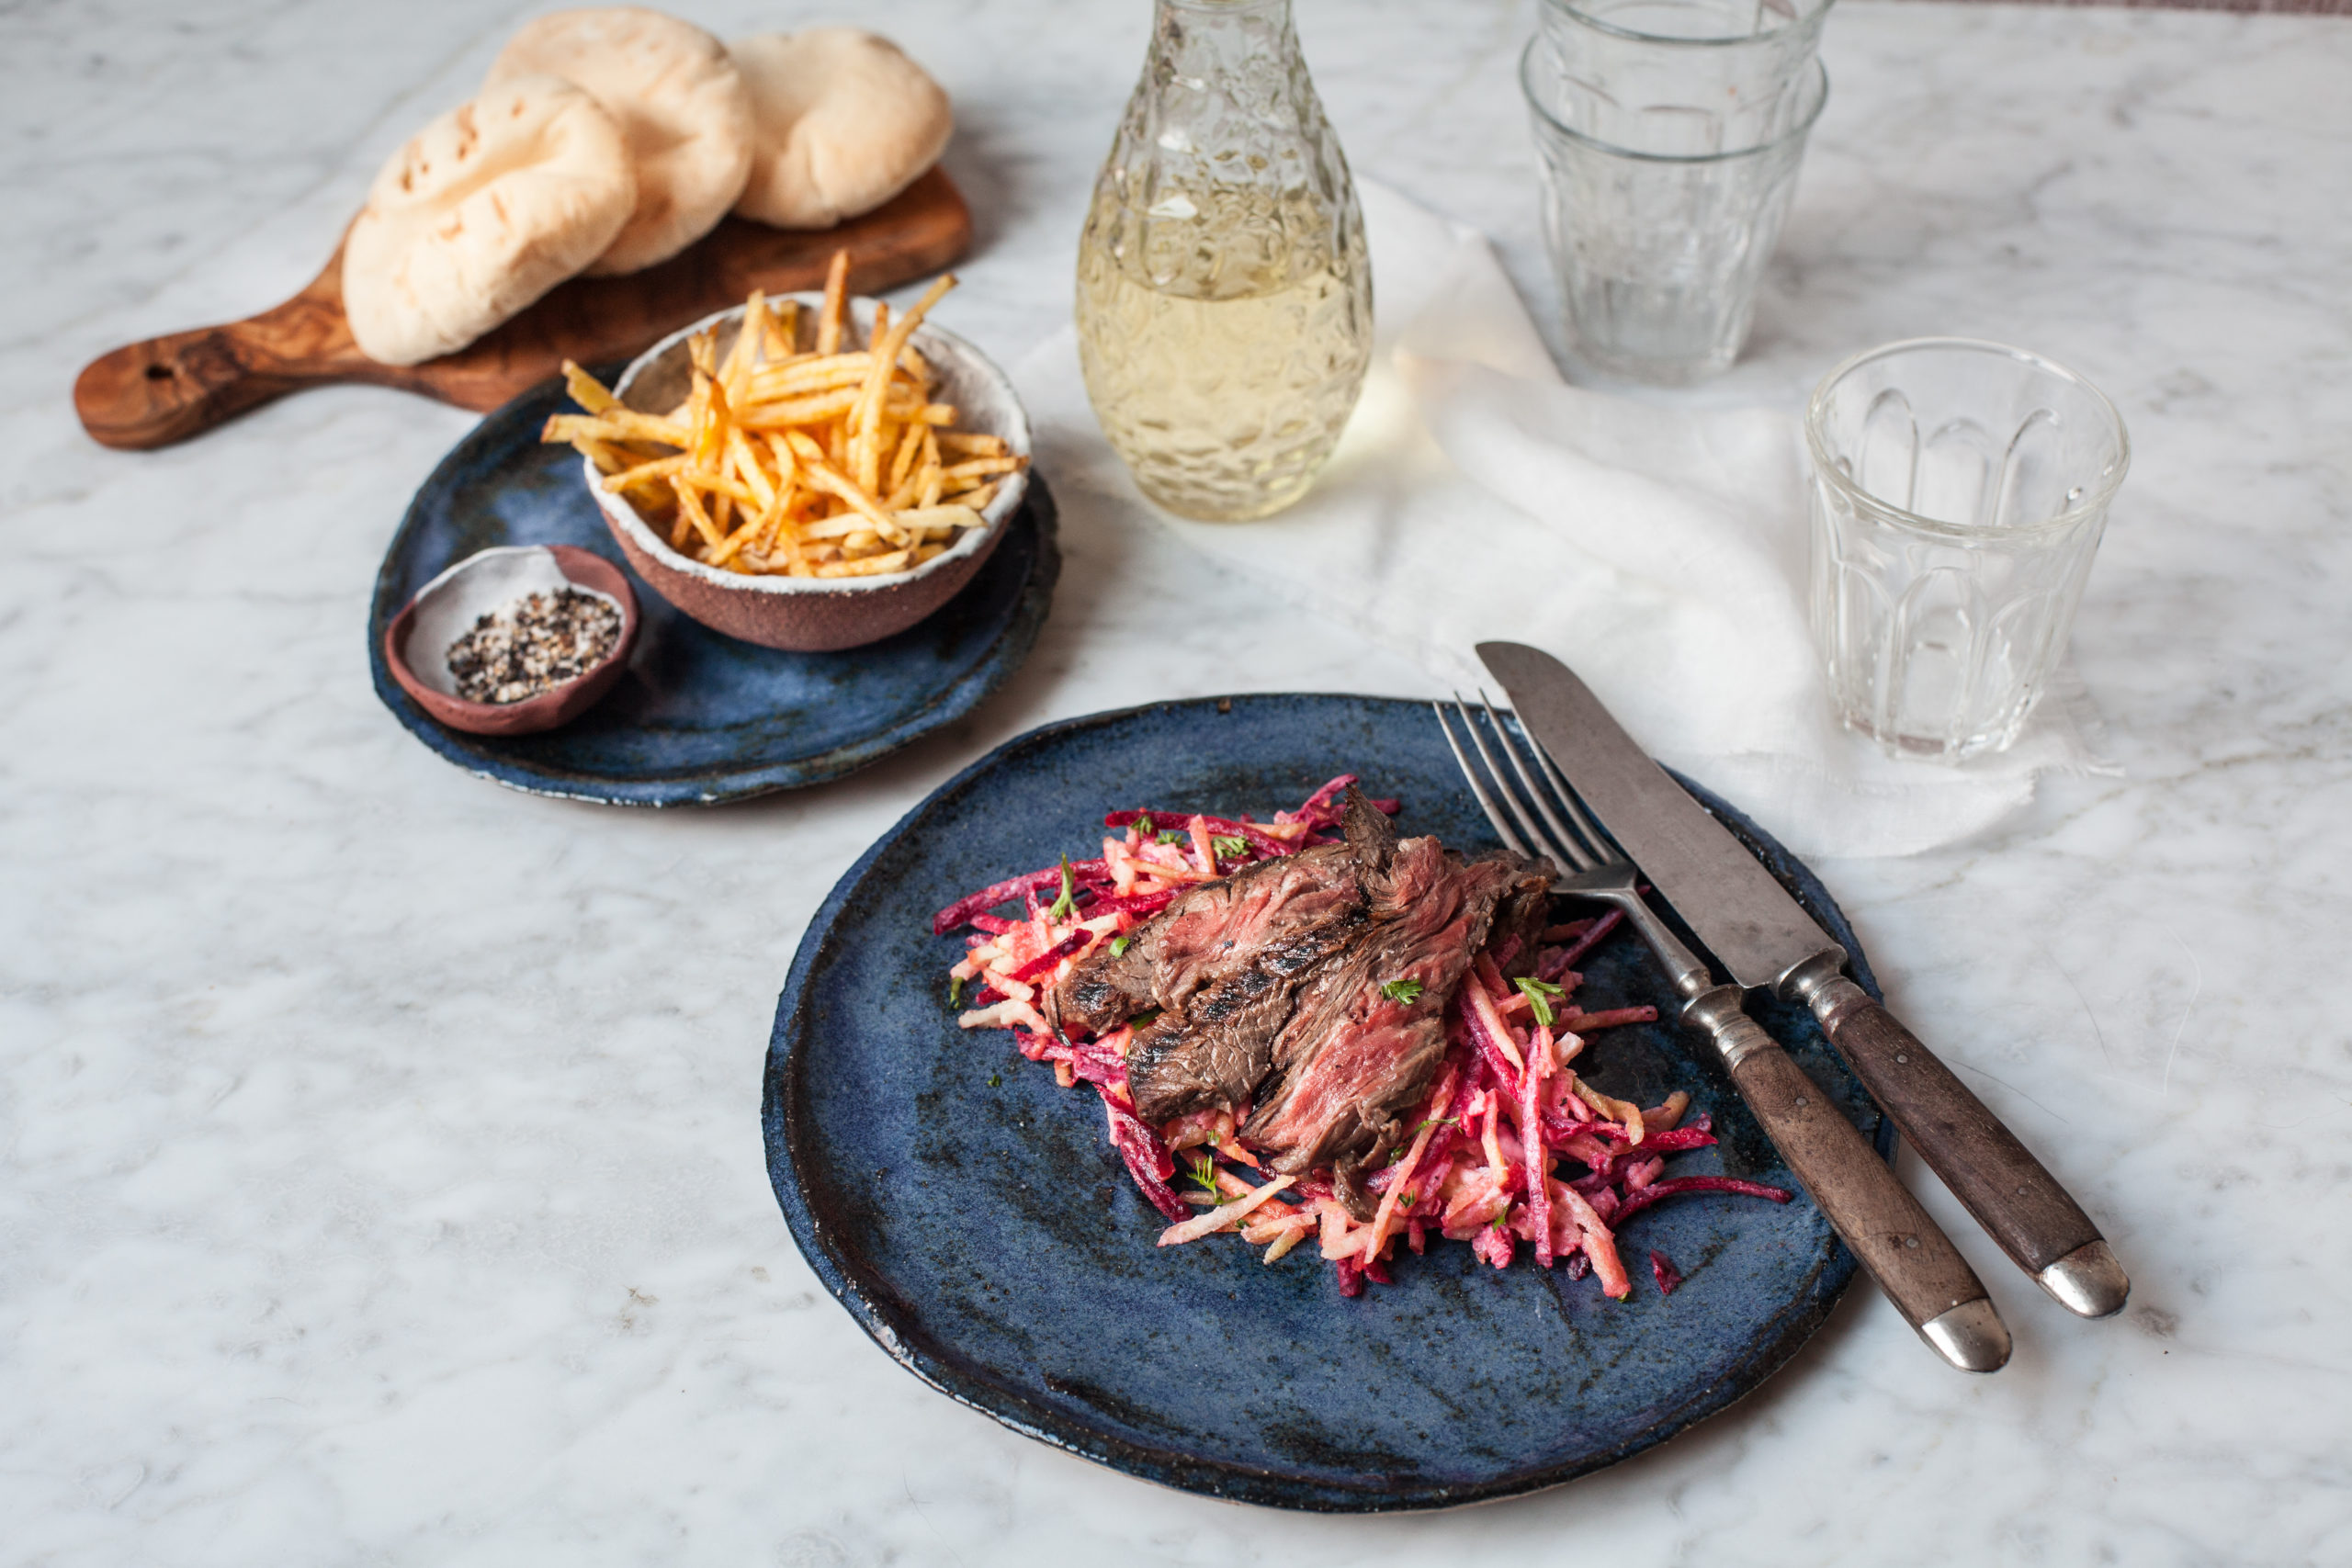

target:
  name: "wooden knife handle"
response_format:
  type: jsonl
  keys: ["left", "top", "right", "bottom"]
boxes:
{"left": 1792, "top": 968, "right": 2127, "bottom": 1317}
{"left": 1707, "top": 1002, "right": 2008, "bottom": 1370}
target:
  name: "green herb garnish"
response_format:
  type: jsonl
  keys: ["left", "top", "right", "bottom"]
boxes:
{"left": 1380, "top": 978, "right": 1426, "bottom": 1004}
{"left": 1109, "top": 935, "right": 1131, "bottom": 958}
{"left": 988, "top": 1072, "right": 1001, "bottom": 1087}
{"left": 949, "top": 976, "right": 966, "bottom": 1008}
{"left": 1211, "top": 834, "right": 1249, "bottom": 860}
{"left": 1385, "top": 1116, "right": 1458, "bottom": 1162}
{"left": 1186, "top": 1152, "right": 1220, "bottom": 1197}
{"left": 1157, "top": 829, "right": 1187, "bottom": 845}
{"left": 1135, "top": 815, "right": 1154, "bottom": 836}
{"left": 1046, "top": 855, "right": 1075, "bottom": 921}
{"left": 1516, "top": 975, "right": 1564, "bottom": 1027}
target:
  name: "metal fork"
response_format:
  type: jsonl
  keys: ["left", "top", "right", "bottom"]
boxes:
{"left": 1436, "top": 695, "right": 2012, "bottom": 1373}
{"left": 1436, "top": 694, "right": 1719, "bottom": 1012}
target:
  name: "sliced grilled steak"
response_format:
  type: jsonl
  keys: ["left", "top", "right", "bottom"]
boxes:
{"left": 1488, "top": 872, "right": 1555, "bottom": 979}
{"left": 1242, "top": 840, "right": 1552, "bottom": 1213}
{"left": 1123, "top": 904, "right": 1367, "bottom": 1122}
{"left": 1047, "top": 789, "right": 1394, "bottom": 1039}
{"left": 1068, "top": 791, "right": 1398, "bottom": 1124}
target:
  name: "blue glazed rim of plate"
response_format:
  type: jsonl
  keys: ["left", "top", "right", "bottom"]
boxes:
{"left": 365, "top": 370, "right": 1060, "bottom": 807}
{"left": 763, "top": 694, "right": 1891, "bottom": 1512}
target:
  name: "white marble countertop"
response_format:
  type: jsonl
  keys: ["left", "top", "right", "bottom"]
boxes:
{"left": 6, "top": 1, "right": 2349, "bottom": 1562}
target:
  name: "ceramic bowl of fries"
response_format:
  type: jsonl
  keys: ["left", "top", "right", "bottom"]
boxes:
{"left": 545, "top": 266, "right": 1030, "bottom": 651}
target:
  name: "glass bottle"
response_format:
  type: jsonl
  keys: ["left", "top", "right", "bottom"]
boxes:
{"left": 1076, "top": 0, "right": 1373, "bottom": 522}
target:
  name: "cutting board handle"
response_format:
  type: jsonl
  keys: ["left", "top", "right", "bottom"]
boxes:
{"left": 73, "top": 169, "right": 972, "bottom": 451}
{"left": 74, "top": 266, "right": 360, "bottom": 451}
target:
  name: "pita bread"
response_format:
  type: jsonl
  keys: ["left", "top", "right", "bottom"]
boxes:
{"left": 344, "top": 74, "right": 634, "bottom": 367}
{"left": 730, "top": 28, "right": 953, "bottom": 231}
{"left": 487, "top": 7, "right": 753, "bottom": 276}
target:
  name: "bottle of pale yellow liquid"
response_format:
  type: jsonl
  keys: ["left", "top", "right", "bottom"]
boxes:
{"left": 1077, "top": 0, "right": 1372, "bottom": 523}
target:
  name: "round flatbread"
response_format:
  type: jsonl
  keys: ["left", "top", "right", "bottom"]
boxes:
{"left": 486, "top": 7, "right": 753, "bottom": 276}
{"left": 344, "top": 74, "right": 634, "bottom": 367}
{"left": 730, "top": 28, "right": 953, "bottom": 231}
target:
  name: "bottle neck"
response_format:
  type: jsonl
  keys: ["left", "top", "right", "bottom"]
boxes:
{"left": 1151, "top": 0, "right": 1300, "bottom": 96}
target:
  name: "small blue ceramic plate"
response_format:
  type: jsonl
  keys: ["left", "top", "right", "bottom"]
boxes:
{"left": 763, "top": 695, "right": 1890, "bottom": 1511}
{"left": 366, "top": 373, "right": 1059, "bottom": 806}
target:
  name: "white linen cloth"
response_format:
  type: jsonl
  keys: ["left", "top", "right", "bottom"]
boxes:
{"left": 1012, "top": 181, "right": 2112, "bottom": 859}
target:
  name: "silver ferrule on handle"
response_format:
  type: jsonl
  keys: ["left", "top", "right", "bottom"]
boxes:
{"left": 1774, "top": 946, "right": 1852, "bottom": 1009}
{"left": 1681, "top": 983, "right": 1774, "bottom": 1070}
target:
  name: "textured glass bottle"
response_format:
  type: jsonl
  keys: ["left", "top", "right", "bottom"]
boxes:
{"left": 1076, "top": 0, "right": 1372, "bottom": 522}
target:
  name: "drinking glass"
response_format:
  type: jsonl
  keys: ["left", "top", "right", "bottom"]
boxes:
{"left": 1805, "top": 338, "right": 2131, "bottom": 761}
{"left": 1536, "top": 0, "right": 1836, "bottom": 154}
{"left": 1522, "top": 42, "right": 1827, "bottom": 384}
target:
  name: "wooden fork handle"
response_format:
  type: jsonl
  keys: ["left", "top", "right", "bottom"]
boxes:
{"left": 1784, "top": 962, "right": 2130, "bottom": 1319}
{"left": 1682, "top": 987, "right": 2011, "bottom": 1371}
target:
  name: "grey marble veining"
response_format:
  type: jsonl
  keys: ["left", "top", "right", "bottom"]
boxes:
{"left": 2, "top": 2, "right": 2348, "bottom": 1562}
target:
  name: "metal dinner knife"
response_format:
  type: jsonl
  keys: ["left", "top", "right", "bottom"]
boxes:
{"left": 1478, "top": 641, "right": 2131, "bottom": 1320}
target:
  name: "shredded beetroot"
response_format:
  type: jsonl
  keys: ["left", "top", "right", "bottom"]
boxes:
{"left": 1543, "top": 1114, "right": 1632, "bottom": 1147}
{"left": 1334, "top": 1257, "right": 1367, "bottom": 1296}
{"left": 932, "top": 858, "right": 1112, "bottom": 934}
{"left": 1454, "top": 988, "right": 1527, "bottom": 1099}
{"left": 1612, "top": 1125, "right": 1718, "bottom": 1157}
{"left": 1534, "top": 952, "right": 1580, "bottom": 985}
{"left": 1471, "top": 1223, "right": 1514, "bottom": 1269}
{"left": 1561, "top": 1005, "right": 1659, "bottom": 1031}
{"left": 1611, "top": 1175, "right": 1793, "bottom": 1225}
{"left": 1006, "top": 929, "right": 1091, "bottom": 984}
{"left": 1290, "top": 773, "right": 1359, "bottom": 820}
{"left": 1650, "top": 1249, "right": 1684, "bottom": 1295}
{"left": 1060, "top": 1037, "right": 1127, "bottom": 1089}
{"left": 1092, "top": 889, "right": 1179, "bottom": 918}
{"left": 1284, "top": 774, "right": 1400, "bottom": 829}
{"left": 1099, "top": 1087, "right": 1189, "bottom": 1221}
{"left": 1554, "top": 908, "right": 1625, "bottom": 969}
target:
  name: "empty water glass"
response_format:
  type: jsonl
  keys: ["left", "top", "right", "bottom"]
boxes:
{"left": 1535, "top": 0, "right": 1835, "bottom": 154}
{"left": 1805, "top": 338, "right": 2131, "bottom": 761}
{"left": 1522, "top": 40, "right": 1827, "bottom": 383}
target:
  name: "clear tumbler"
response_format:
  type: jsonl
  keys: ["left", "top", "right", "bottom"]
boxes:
{"left": 1535, "top": 0, "right": 1836, "bottom": 154}
{"left": 1521, "top": 41, "right": 1827, "bottom": 384}
{"left": 1805, "top": 338, "right": 2131, "bottom": 761}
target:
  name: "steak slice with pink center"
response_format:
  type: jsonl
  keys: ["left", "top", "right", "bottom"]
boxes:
{"left": 1242, "top": 840, "right": 1553, "bottom": 1215}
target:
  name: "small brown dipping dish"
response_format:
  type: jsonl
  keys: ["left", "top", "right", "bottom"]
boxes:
{"left": 383, "top": 544, "right": 639, "bottom": 737}
{"left": 587, "top": 295, "right": 1031, "bottom": 652}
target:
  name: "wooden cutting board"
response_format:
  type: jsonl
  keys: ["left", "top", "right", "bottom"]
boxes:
{"left": 74, "top": 167, "right": 972, "bottom": 451}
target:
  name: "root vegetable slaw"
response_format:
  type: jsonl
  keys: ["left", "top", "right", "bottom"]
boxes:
{"left": 938, "top": 774, "right": 1792, "bottom": 1299}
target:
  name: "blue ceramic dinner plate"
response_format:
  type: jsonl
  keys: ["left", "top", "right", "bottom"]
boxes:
{"left": 366, "top": 372, "right": 1059, "bottom": 806}
{"left": 763, "top": 694, "right": 1890, "bottom": 1511}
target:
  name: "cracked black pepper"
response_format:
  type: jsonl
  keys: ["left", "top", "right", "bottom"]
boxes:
{"left": 446, "top": 588, "right": 621, "bottom": 705}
